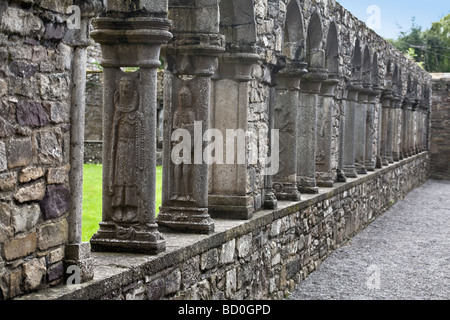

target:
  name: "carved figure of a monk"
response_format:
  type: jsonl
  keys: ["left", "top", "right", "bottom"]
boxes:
{"left": 109, "top": 76, "right": 142, "bottom": 223}
{"left": 172, "top": 83, "right": 195, "bottom": 201}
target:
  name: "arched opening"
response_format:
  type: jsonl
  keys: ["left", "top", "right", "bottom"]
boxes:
{"left": 351, "top": 39, "right": 362, "bottom": 82}
{"left": 283, "top": 0, "right": 305, "bottom": 61}
{"left": 325, "top": 21, "right": 339, "bottom": 75}
{"left": 306, "top": 10, "right": 325, "bottom": 69}
{"left": 362, "top": 46, "right": 372, "bottom": 86}
{"left": 371, "top": 52, "right": 380, "bottom": 87}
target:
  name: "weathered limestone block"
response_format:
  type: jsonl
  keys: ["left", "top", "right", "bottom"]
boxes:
{"left": 7, "top": 138, "right": 33, "bottom": 169}
{"left": 3, "top": 233, "right": 37, "bottom": 260}
{"left": 46, "top": 165, "right": 70, "bottom": 184}
{"left": 33, "top": 129, "right": 63, "bottom": 165}
{"left": 14, "top": 181, "right": 46, "bottom": 203}
{"left": 22, "top": 258, "right": 46, "bottom": 291}
{"left": 0, "top": 172, "right": 16, "bottom": 191}
{"left": 40, "top": 185, "right": 70, "bottom": 220}
{"left": 38, "top": 219, "right": 68, "bottom": 250}
{"left": 11, "top": 204, "right": 41, "bottom": 233}
{"left": 220, "top": 239, "right": 236, "bottom": 265}
{"left": 0, "top": 7, "right": 44, "bottom": 36}
{"left": 19, "top": 167, "right": 45, "bottom": 183}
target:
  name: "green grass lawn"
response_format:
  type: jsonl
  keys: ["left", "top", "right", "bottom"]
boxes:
{"left": 82, "top": 164, "right": 163, "bottom": 242}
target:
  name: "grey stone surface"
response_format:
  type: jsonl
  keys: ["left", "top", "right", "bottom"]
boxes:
{"left": 288, "top": 180, "right": 450, "bottom": 300}
{"left": 40, "top": 185, "right": 70, "bottom": 220}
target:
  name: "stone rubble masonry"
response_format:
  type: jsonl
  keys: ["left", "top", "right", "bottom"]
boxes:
{"left": 0, "top": 0, "right": 72, "bottom": 299}
{"left": 430, "top": 74, "right": 450, "bottom": 180}
{"left": 18, "top": 153, "right": 429, "bottom": 300}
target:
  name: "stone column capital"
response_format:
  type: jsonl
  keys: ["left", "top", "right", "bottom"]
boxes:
{"left": 300, "top": 70, "right": 328, "bottom": 94}
{"left": 216, "top": 51, "right": 260, "bottom": 81}
{"left": 319, "top": 76, "right": 340, "bottom": 97}
{"left": 277, "top": 61, "right": 308, "bottom": 91}
{"left": 164, "top": 32, "right": 225, "bottom": 76}
{"left": 368, "top": 86, "right": 382, "bottom": 104}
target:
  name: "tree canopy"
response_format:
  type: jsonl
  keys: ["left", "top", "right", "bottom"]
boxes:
{"left": 389, "top": 14, "right": 450, "bottom": 72}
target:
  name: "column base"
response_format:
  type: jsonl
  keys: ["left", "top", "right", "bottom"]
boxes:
{"left": 263, "top": 190, "right": 278, "bottom": 209}
{"left": 208, "top": 195, "right": 254, "bottom": 220}
{"left": 272, "top": 182, "right": 301, "bottom": 201}
{"left": 343, "top": 166, "right": 358, "bottom": 178}
{"left": 90, "top": 222, "right": 166, "bottom": 254}
{"left": 316, "top": 172, "right": 334, "bottom": 188}
{"left": 393, "top": 152, "right": 400, "bottom": 162}
{"left": 64, "top": 243, "right": 94, "bottom": 284}
{"left": 356, "top": 165, "right": 367, "bottom": 175}
{"left": 365, "top": 161, "right": 376, "bottom": 172}
{"left": 382, "top": 157, "right": 390, "bottom": 166}
{"left": 375, "top": 156, "right": 383, "bottom": 169}
{"left": 336, "top": 169, "right": 347, "bottom": 182}
{"left": 157, "top": 205, "right": 214, "bottom": 234}
{"left": 298, "top": 177, "right": 319, "bottom": 194}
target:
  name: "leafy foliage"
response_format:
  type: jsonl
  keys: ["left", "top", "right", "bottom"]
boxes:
{"left": 389, "top": 14, "right": 450, "bottom": 72}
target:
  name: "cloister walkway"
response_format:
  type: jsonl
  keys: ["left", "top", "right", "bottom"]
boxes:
{"left": 288, "top": 179, "right": 450, "bottom": 300}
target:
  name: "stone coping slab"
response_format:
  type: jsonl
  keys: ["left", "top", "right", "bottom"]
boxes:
{"left": 17, "top": 152, "right": 429, "bottom": 300}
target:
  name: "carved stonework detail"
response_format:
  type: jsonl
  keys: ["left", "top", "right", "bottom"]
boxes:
{"left": 172, "top": 83, "right": 195, "bottom": 201}
{"left": 109, "top": 76, "right": 143, "bottom": 223}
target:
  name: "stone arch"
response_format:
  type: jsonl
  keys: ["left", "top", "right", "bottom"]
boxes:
{"left": 325, "top": 21, "right": 339, "bottom": 75}
{"left": 283, "top": 0, "right": 306, "bottom": 61}
{"left": 392, "top": 63, "right": 400, "bottom": 94}
{"left": 306, "top": 10, "right": 325, "bottom": 69}
{"left": 362, "top": 45, "right": 372, "bottom": 86}
{"left": 351, "top": 39, "right": 362, "bottom": 82}
{"left": 219, "top": 0, "right": 257, "bottom": 50}
{"left": 385, "top": 60, "right": 393, "bottom": 89}
{"left": 371, "top": 52, "right": 380, "bottom": 87}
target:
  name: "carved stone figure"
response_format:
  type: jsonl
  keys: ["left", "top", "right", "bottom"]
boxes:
{"left": 109, "top": 76, "right": 142, "bottom": 223}
{"left": 172, "top": 83, "right": 195, "bottom": 201}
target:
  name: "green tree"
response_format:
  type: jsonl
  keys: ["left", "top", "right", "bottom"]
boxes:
{"left": 390, "top": 14, "right": 450, "bottom": 72}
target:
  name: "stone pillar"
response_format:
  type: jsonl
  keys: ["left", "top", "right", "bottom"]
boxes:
{"left": 337, "top": 96, "right": 347, "bottom": 182}
{"left": 355, "top": 87, "right": 370, "bottom": 174}
{"left": 209, "top": 52, "right": 260, "bottom": 219}
{"left": 272, "top": 61, "right": 307, "bottom": 199}
{"left": 365, "top": 88, "right": 381, "bottom": 171}
{"left": 64, "top": 0, "right": 103, "bottom": 282}
{"left": 382, "top": 89, "right": 395, "bottom": 164}
{"left": 342, "top": 83, "right": 362, "bottom": 178}
{"left": 316, "top": 76, "right": 339, "bottom": 187}
{"left": 263, "top": 67, "right": 280, "bottom": 210}
{"left": 90, "top": 0, "right": 171, "bottom": 254}
{"left": 298, "top": 71, "right": 327, "bottom": 193}
{"left": 157, "top": 27, "right": 225, "bottom": 233}
{"left": 401, "top": 97, "right": 412, "bottom": 159}
{"left": 391, "top": 94, "right": 402, "bottom": 161}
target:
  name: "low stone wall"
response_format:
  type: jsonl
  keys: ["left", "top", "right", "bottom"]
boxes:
{"left": 430, "top": 74, "right": 450, "bottom": 180}
{"left": 19, "top": 152, "right": 429, "bottom": 300}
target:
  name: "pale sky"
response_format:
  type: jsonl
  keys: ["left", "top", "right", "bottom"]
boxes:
{"left": 337, "top": 0, "right": 450, "bottom": 40}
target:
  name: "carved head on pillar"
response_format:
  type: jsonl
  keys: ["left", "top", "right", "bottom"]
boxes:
{"left": 117, "top": 76, "right": 138, "bottom": 112}
{"left": 178, "top": 82, "right": 193, "bottom": 109}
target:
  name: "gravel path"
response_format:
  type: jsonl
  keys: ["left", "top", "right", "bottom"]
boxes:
{"left": 288, "top": 179, "right": 450, "bottom": 300}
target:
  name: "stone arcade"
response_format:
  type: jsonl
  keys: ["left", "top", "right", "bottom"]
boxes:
{"left": 0, "top": 0, "right": 439, "bottom": 300}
